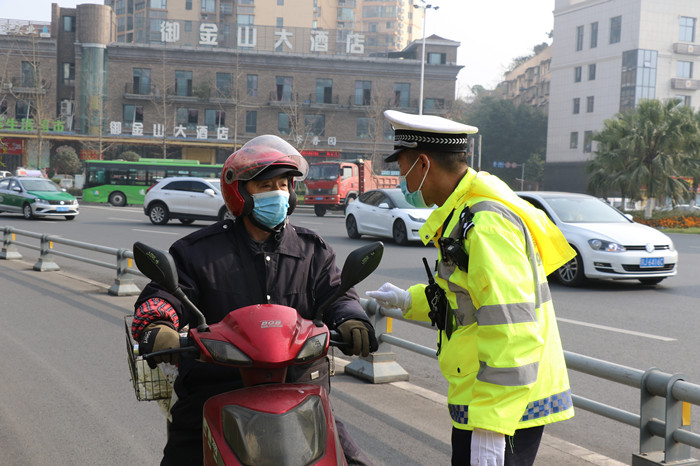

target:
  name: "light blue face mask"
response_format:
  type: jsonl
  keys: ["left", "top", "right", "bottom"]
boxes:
{"left": 251, "top": 190, "right": 290, "bottom": 228}
{"left": 399, "top": 157, "right": 430, "bottom": 208}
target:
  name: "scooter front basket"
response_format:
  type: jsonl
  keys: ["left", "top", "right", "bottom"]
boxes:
{"left": 124, "top": 316, "right": 174, "bottom": 401}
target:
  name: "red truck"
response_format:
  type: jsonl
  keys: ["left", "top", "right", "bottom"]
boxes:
{"left": 303, "top": 160, "right": 399, "bottom": 217}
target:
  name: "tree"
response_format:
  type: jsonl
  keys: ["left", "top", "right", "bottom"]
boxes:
{"left": 588, "top": 99, "right": 700, "bottom": 217}
{"left": 456, "top": 97, "right": 547, "bottom": 187}
{"left": 53, "top": 145, "right": 81, "bottom": 175}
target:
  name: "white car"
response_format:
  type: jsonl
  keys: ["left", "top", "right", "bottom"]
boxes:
{"left": 143, "top": 177, "right": 234, "bottom": 225}
{"left": 517, "top": 191, "right": 678, "bottom": 286}
{"left": 344, "top": 188, "right": 434, "bottom": 245}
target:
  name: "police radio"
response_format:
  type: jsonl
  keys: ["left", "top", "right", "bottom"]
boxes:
{"left": 422, "top": 257, "right": 448, "bottom": 332}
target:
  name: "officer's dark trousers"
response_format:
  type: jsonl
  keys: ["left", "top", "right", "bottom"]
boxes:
{"left": 451, "top": 425, "right": 544, "bottom": 466}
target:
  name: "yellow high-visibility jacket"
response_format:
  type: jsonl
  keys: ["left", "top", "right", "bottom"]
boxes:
{"left": 405, "top": 168, "right": 576, "bottom": 436}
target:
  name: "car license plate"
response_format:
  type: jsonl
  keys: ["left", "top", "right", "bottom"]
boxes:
{"left": 640, "top": 257, "right": 664, "bottom": 268}
{"left": 57, "top": 206, "right": 69, "bottom": 212}
{"left": 315, "top": 197, "right": 323, "bottom": 201}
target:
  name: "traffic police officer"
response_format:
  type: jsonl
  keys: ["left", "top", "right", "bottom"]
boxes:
{"left": 132, "top": 135, "right": 377, "bottom": 465}
{"left": 367, "top": 111, "right": 575, "bottom": 466}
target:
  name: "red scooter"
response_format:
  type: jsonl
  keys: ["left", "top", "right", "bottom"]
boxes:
{"left": 132, "top": 240, "right": 383, "bottom": 466}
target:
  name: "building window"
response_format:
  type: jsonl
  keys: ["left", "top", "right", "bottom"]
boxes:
{"left": 185, "top": 0, "right": 192, "bottom": 9}
{"left": 394, "top": 83, "right": 410, "bottom": 107}
{"left": 677, "top": 60, "right": 693, "bottom": 78}
{"left": 278, "top": 113, "right": 290, "bottom": 135}
{"left": 576, "top": 25, "right": 584, "bottom": 51}
{"left": 175, "top": 70, "right": 192, "bottom": 96}
{"left": 573, "top": 98, "right": 580, "bottom": 114}
{"left": 570, "top": 132, "right": 578, "bottom": 149}
{"left": 574, "top": 66, "right": 582, "bottom": 83}
{"left": 315, "top": 78, "right": 333, "bottom": 104}
{"left": 277, "top": 0, "right": 284, "bottom": 4}
{"left": 588, "top": 64, "right": 596, "bottom": 80}
{"left": 680, "top": 16, "right": 696, "bottom": 42}
{"left": 245, "top": 111, "right": 257, "bottom": 133}
{"left": 132, "top": 68, "right": 151, "bottom": 95}
{"left": 424, "top": 98, "right": 445, "bottom": 111}
{"left": 177, "top": 108, "right": 198, "bottom": 130}
{"left": 150, "top": 0, "right": 167, "bottom": 9}
{"left": 205, "top": 109, "right": 225, "bottom": 131}
{"left": 357, "top": 117, "right": 374, "bottom": 139}
{"left": 216, "top": 72, "right": 233, "bottom": 98}
{"left": 15, "top": 100, "right": 34, "bottom": 119}
{"left": 427, "top": 52, "right": 446, "bottom": 64}
{"left": 63, "top": 16, "right": 75, "bottom": 32}
{"left": 276, "top": 17, "right": 283, "bottom": 27}
{"left": 202, "top": 0, "right": 215, "bottom": 12}
{"left": 590, "top": 21, "right": 598, "bottom": 48}
{"left": 354, "top": 80, "right": 372, "bottom": 105}
{"left": 586, "top": 96, "right": 594, "bottom": 113}
{"left": 62, "top": 62, "right": 75, "bottom": 87}
{"left": 238, "top": 14, "right": 254, "bottom": 25}
{"left": 675, "top": 95, "right": 691, "bottom": 106}
{"left": 275, "top": 76, "right": 293, "bottom": 101}
{"left": 21, "top": 61, "right": 36, "bottom": 87}
{"left": 610, "top": 16, "right": 622, "bottom": 44}
{"left": 247, "top": 74, "right": 258, "bottom": 97}
{"left": 620, "top": 49, "right": 658, "bottom": 111}
{"left": 239, "top": 0, "right": 254, "bottom": 4}
{"left": 305, "top": 114, "right": 325, "bottom": 136}
{"left": 583, "top": 131, "right": 593, "bottom": 153}
{"left": 185, "top": 21, "right": 192, "bottom": 32}
{"left": 123, "top": 105, "right": 144, "bottom": 128}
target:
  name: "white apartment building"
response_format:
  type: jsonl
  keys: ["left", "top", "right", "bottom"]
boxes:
{"left": 546, "top": 0, "right": 700, "bottom": 192}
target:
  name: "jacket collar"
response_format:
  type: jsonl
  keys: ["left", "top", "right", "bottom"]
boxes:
{"left": 231, "top": 218, "right": 304, "bottom": 259}
{"left": 419, "top": 168, "right": 476, "bottom": 245}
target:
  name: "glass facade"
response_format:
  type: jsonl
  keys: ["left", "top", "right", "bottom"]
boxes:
{"left": 620, "top": 49, "right": 657, "bottom": 111}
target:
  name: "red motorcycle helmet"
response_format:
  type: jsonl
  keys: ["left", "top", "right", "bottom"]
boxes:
{"left": 221, "top": 135, "right": 309, "bottom": 217}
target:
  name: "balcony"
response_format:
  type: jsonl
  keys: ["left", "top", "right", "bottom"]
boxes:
{"left": 671, "top": 78, "right": 700, "bottom": 90}
{"left": 123, "top": 82, "right": 158, "bottom": 100}
{"left": 9, "top": 77, "right": 49, "bottom": 95}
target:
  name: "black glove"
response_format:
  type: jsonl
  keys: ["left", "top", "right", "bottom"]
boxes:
{"left": 337, "top": 319, "right": 371, "bottom": 357}
{"left": 139, "top": 321, "right": 179, "bottom": 368}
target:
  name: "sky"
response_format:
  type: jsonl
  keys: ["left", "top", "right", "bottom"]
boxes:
{"left": 2, "top": 0, "right": 555, "bottom": 98}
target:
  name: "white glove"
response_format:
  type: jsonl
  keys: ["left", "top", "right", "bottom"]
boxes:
{"left": 365, "top": 282, "right": 411, "bottom": 312}
{"left": 470, "top": 428, "right": 505, "bottom": 466}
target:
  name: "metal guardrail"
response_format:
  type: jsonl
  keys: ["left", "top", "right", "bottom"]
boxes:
{"left": 351, "top": 298, "right": 700, "bottom": 466}
{"left": 0, "top": 226, "right": 142, "bottom": 296}
{"left": 2, "top": 225, "right": 699, "bottom": 464}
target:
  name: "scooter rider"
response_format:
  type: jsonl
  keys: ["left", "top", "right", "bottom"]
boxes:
{"left": 132, "top": 134, "right": 378, "bottom": 466}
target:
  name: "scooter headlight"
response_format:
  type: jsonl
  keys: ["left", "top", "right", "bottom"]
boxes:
{"left": 201, "top": 339, "right": 252, "bottom": 366}
{"left": 222, "top": 396, "right": 327, "bottom": 466}
{"left": 295, "top": 333, "right": 327, "bottom": 363}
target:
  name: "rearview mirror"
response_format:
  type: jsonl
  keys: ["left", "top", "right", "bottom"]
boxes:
{"left": 313, "top": 241, "right": 384, "bottom": 326}
{"left": 133, "top": 242, "right": 179, "bottom": 292}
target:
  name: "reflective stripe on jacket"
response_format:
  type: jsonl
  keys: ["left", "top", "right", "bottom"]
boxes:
{"left": 405, "top": 168, "right": 576, "bottom": 435}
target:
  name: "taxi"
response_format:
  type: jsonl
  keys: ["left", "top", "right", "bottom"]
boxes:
{"left": 0, "top": 176, "right": 79, "bottom": 220}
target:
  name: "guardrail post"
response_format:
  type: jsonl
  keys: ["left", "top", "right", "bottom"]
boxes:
{"left": 633, "top": 369, "right": 697, "bottom": 466}
{"left": 33, "top": 234, "right": 60, "bottom": 271}
{"left": 664, "top": 374, "right": 694, "bottom": 464}
{"left": 345, "top": 299, "right": 409, "bottom": 384}
{"left": 108, "top": 249, "right": 141, "bottom": 296}
{"left": 0, "top": 226, "right": 22, "bottom": 260}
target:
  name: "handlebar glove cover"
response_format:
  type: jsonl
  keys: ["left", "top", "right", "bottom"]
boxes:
{"left": 337, "top": 319, "right": 371, "bottom": 357}
{"left": 139, "top": 321, "right": 180, "bottom": 369}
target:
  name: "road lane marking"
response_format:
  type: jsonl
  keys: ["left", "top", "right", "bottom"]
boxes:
{"left": 557, "top": 317, "right": 676, "bottom": 341}
{"left": 81, "top": 205, "right": 142, "bottom": 213}
{"left": 108, "top": 217, "right": 138, "bottom": 221}
{"left": 132, "top": 228, "right": 180, "bottom": 235}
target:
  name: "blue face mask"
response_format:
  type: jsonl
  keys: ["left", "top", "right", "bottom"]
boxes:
{"left": 251, "top": 190, "right": 290, "bottom": 228}
{"left": 399, "top": 157, "right": 430, "bottom": 208}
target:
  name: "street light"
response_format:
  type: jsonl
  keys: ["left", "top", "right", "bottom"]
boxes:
{"left": 413, "top": 1, "right": 439, "bottom": 115}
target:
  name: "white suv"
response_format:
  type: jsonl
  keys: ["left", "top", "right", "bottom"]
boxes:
{"left": 143, "top": 177, "right": 234, "bottom": 225}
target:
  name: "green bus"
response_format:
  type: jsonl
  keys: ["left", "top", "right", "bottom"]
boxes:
{"left": 82, "top": 159, "right": 223, "bottom": 206}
